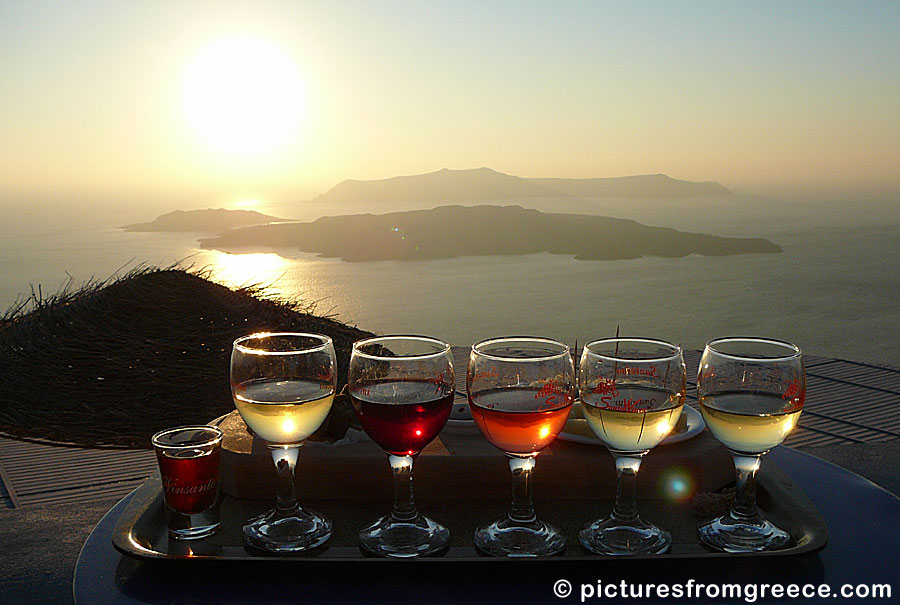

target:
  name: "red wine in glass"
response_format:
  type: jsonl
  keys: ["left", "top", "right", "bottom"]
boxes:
{"left": 351, "top": 380, "right": 453, "bottom": 456}
{"left": 152, "top": 426, "right": 223, "bottom": 539}
{"left": 349, "top": 335, "right": 454, "bottom": 557}
{"left": 156, "top": 447, "right": 220, "bottom": 514}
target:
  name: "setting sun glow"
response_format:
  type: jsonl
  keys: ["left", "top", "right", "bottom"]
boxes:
{"left": 181, "top": 35, "right": 306, "bottom": 157}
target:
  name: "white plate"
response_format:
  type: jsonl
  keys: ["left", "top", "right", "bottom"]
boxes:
{"left": 556, "top": 405, "right": 705, "bottom": 446}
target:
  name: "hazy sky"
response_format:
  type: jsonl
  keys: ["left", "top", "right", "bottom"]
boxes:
{"left": 2, "top": 0, "right": 898, "bottom": 206}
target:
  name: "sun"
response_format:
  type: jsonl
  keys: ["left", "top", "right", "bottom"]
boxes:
{"left": 181, "top": 35, "right": 306, "bottom": 157}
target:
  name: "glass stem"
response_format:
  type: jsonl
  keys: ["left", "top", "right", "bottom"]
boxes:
{"left": 389, "top": 454, "right": 419, "bottom": 522}
{"left": 507, "top": 456, "right": 537, "bottom": 524}
{"left": 269, "top": 445, "right": 300, "bottom": 516}
{"left": 611, "top": 455, "right": 643, "bottom": 523}
{"left": 730, "top": 454, "right": 763, "bottom": 522}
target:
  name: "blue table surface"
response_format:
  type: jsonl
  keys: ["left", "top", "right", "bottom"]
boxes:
{"left": 73, "top": 447, "right": 900, "bottom": 604}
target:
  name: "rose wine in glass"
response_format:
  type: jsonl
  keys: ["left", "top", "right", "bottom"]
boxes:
{"left": 467, "top": 337, "right": 575, "bottom": 557}
{"left": 578, "top": 338, "right": 685, "bottom": 556}
{"left": 230, "top": 332, "right": 336, "bottom": 553}
{"left": 469, "top": 387, "right": 572, "bottom": 455}
{"left": 349, "top": 336, "right": 454, "bottom": 557}
{"left": 697, "top": 337, "right": 805, "bottom": 552}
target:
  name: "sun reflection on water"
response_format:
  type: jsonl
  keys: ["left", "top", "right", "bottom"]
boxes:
{"left": 232, "top": 199, "right": 263, "bottom": 210}
{"left": 203, "top": 250, "right": 291, "bottom": 292}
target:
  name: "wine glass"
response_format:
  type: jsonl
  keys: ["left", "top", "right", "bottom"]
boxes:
{"left": 230, "top": 332, "right": 336, "bottom": 553}
{"left": 578, "top": 338, "right": 685, "bottom": 555}
{"left": 349, "top": 335, "right": 454, "bottom": 557}
{"left": 467, "top": 337, "right": 575, "bottom": 557}
{"left": 697, "top": 337, "right": 805, "bottom": 552}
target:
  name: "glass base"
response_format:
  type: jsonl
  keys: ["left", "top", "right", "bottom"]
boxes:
{"left": 168, "top": 521, "right": 220, "bottom": 540}
{"left": 165, "top": 505, "right": 221, "bottom": 541}
{"left": 359, "top": 514, "right": 449, "bottom": 558}
{"left": 579, "top": 516, "right": 671, "bottom": 555}
{"left": 474, "top": 517, "right": 566, "bottom": 558}
{"left": 698, "top": 514, "right": 791, "bottom": 552}
{"left": 243, "top": 506, "right": 332, "bottom": 553}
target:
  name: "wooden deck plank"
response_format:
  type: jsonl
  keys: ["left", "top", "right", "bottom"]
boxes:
{"left": 16, "top": 479, "right": 148, "bottom": 507}
{"left": 11, "top": 472, "right": 156, "bottom": 494}
{"left": 0, "top": 458, "right": 21, "bottom": 508}
{"left": 0, "top": 438, "right": 156, "bottom": 506}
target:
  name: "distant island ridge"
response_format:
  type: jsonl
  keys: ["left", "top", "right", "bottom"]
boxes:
{"left": 119, "top": 169, "right": 733, "bottom": 235}
{"left": 120, "top": 170, "right": 770, "bottom": 262}
{"left": 121, "top": 208, "right": 285, "bottom": 232}
{"left": 308, "top": 167, "right": 730, "bottom": 207}
{"left": 197, "top": 204, "right": 781, "bottom": 262}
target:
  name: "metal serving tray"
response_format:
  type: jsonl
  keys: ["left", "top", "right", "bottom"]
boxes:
{"left": 112, "top": 456, "right": 826, "bottom": 562}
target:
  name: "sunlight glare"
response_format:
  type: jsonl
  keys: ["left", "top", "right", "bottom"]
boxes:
{"left": 206, "top": 251, "right": 289, "bottom": 290}
{"left": 181, "top": 35, "right": 306, "bottom": 157}
{"left": 656, "top": 417, "right": 675, "bottom": 437}
{"left": 233, "top": 199, "right": 262, "bottom": 210}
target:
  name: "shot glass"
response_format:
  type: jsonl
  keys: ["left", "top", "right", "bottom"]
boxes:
{"left": 152, "top": 426, "right": 224, "bottom": 540}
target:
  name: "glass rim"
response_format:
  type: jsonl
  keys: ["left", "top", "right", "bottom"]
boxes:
{"left": 471, "top": 336, "right": 571, "bottom": 362}
{"left": 583, "top": 337, "right": 682, "bottom": 363}
{"left": 705, "top": 336, "right": 802, "bottom": 362}
{"left": 351, "top": 334, "right": 452, "bottom": 361}
{"left": 232, "top": 332, "right": 334, "bottom": 356}
{"left": 151, "top": 425, "right": 223, "bottom": 450}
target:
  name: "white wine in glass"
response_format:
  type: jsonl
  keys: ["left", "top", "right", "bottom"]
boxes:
{"left": 578, "top": 338, "right": 685, "bottom": 556}
{"left": 699, "top": 392, "right": 802, "bottom": 455}
{"left": 233, "top": 379, "right": 334, "bottom": 444}
{"left": 697, "top": 337, "right": 805, "bottom": 553}
{"left": 231, "top": 332, "right": 336, "bottom": 553}
{"left": 581, "top": 385, "right": 683, "bottom": 454}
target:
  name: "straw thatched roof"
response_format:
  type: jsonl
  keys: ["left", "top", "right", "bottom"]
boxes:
{"left": 0, "top": 268, "right": 373, "bottom": 448}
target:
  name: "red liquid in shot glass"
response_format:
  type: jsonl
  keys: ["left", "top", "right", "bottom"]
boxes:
{"left": 156, "top": 447, "right": 220, "bottom": 514}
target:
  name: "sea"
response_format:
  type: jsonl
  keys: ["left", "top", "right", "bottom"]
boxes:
{"left": 1, "top": 197, "right": 897, "bottom": 367}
